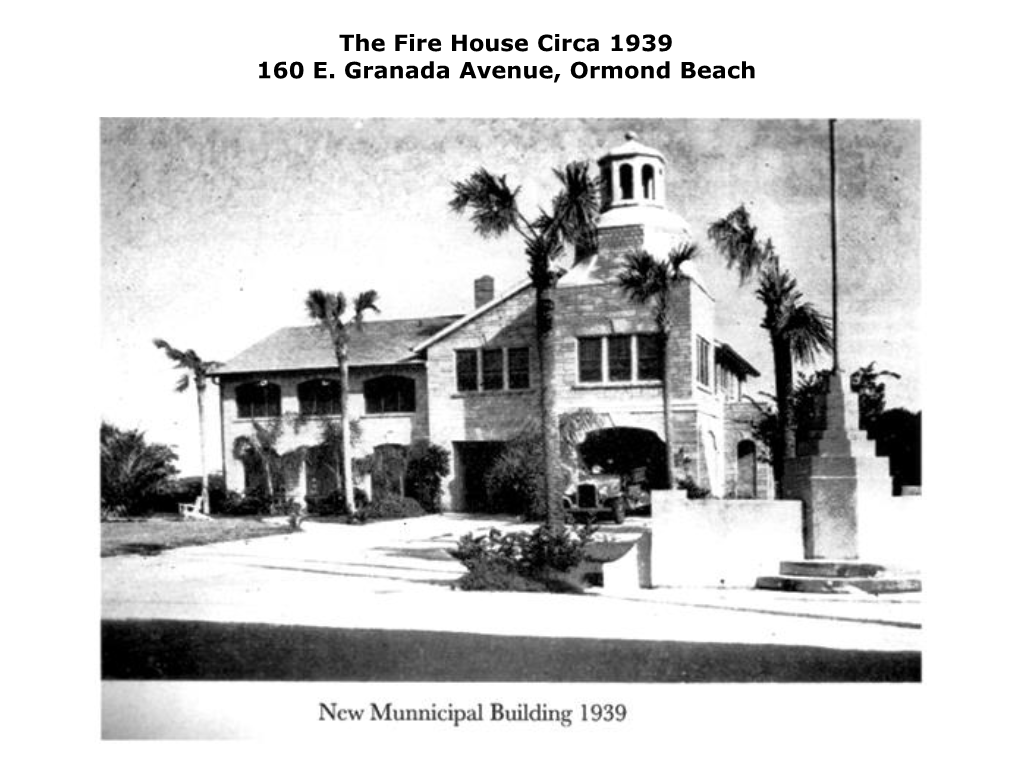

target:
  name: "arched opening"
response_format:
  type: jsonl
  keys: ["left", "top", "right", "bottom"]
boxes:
{"left": 298, "top": 378, "right": 341, "bottom": 416}
{"left": 619, "top": 164, "right": 634, "bottom": 200}
{"left": 642, "top": 163, "right": 656, "bottom": 199}
{"left": 235, "top": 381, "right": 281, "bottom": 419}
{"left": 736, "top": 439, "right": 757, "bottom": 498}
{"left": 577, "top": 427, "right": 668, "bottom": 490}
{"left": 600, "top": 164, "right": 613, "bottom": 208}
{"left": 364, "top": 375, "right": 416, "bottom": 414}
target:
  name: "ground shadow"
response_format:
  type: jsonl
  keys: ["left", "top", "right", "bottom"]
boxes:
{"left": 102, "top": 619, "right": 920, "bottom": 682}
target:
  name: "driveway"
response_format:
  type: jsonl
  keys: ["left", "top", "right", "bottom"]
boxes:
{"left": 103, "top": 514, "right": 920, "bottom": 656}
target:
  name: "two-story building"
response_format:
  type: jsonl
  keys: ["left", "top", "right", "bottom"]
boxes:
{"left": 214, "top": 134, "right": 770, "bottom": 510}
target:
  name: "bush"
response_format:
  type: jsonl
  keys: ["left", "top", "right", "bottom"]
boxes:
{"left": 405, "top": 440, "right": 451, "bottom": 513}
{"left": 361, "top": 495, "right": 426, "bottom": 521}
{"left": 484, "top": 434, "right": 545, "bottom": 519}
{"left": 450, "top": 523, "right": 595, "bottom": 593}
{"left": 305, "top": 487, "right": 369, "bottom": 516}
{"left": 101, "top": 422, "right": 179, "bottom": 516}
{"left": 677, "top": 477, "right": 711, "bottom": 499}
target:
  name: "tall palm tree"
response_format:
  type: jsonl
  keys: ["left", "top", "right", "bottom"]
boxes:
{"left": 304, "top": 289, "right": 380, "bottom": 517}
{"left": 755, "top": 258, "right": 833, "bottom": 493}
{"left": 618, "top": 243, "right": 700, "bottom": 489}
{"left": 153, "top": 339, "right": 219, "bottom": 513}
{"left": 707, "top": 212, "right": 833, "bottom": 495}
{"left": 450, "top": 162, "right": 601, "bottom": 526}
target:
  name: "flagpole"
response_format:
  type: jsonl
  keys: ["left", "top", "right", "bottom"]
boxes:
{"left": 829, "top": 118, "right": 840, "bottom": 373}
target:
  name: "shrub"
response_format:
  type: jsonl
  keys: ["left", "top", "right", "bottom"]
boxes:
{"left": 450, "top": 523, "right": 595, "bottom": 593}
{"left": 405, "top": 440, "right": 451, "bottom": 513}
{"left": 361, "top": 495, "right": 426, "bottom": 521}
{"left": 306, "top": 487, "right": 369, "bottom": 516}
{"left": 677, "top": 477, "right": 711, "bottom": 499}
{"left": 100, "top": 422, "right": 179, "bottom": 516}
{"left": 484, "top": 434, "right": 545, "bottom": 518}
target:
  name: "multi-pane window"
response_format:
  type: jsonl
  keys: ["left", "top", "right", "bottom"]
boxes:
{"left": 235, "top": 381, "right": 281, "bottom": 419}
{"left": 482, "top": 349, "right": 504, "bottom": 391}
{"left": 578, "top": 334, "right": 663, "bottom": 384}
{"left": 578, "top": 337, "right": 603, "bottom": 383}
{"left": 637, "top": 334, "right": 662, "bottom": 380}
{"left": 507, "top": 347, "right": 530, "bottom": 390}
{"left": 298, "top": 379, "right": 342, "bottom": 416}
{"left": 456, "top": 347, "right": 531, "bottom": 392}
{"left": 456, "top": 350, "right": 479, "bottom": 392}
{"left": 697, "top": 336, "right": 712, "bottom": 388}
{"left": 364, "top": 375, "right": 416, "bottom": 414}
{"left": 607, "top": 335, "right": 632, "bottom": 382}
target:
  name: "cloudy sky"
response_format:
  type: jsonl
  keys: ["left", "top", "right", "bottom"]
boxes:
{"left": 101, "top": 118, "right": 920, "bottom": 474}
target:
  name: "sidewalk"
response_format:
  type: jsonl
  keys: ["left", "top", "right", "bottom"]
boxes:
{"left": 102, "top": 514, "right": 920, "bottom": 655}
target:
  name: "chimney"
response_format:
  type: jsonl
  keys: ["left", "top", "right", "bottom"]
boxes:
{"left": 474, "top": 275, "right": 494, "bottom": 308}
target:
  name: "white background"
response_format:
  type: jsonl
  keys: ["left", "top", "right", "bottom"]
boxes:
{"left": 4, "top": 0, "right": 1018, "bottom": 760}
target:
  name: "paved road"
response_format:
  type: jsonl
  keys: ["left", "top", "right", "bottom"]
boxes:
{"left": 102, "top": 514, "right": 920, "bottom": 680}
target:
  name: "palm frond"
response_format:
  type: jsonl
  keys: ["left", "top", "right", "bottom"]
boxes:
{"left": 666, "top": 241, "right": 699, "bottom": 276}
{"left": 618, "top": 251, "right": 665, "bottom": 305}
{"left": 707, "top": 205, "right": 772, "bottom": 285}
{"left": 784, "top": 302, "right": 833, "bottom": 364}
{"left": 175, "top": 374, "right": 190, "bottom": 392}
{"left": 550, "top": 161, "right": 601, "bottom": 248}
{"left": 353, "top": 290, "right": 381, "bottom": 328}
{"left": 449, "top": 168, "right": 521, "bottom": 238}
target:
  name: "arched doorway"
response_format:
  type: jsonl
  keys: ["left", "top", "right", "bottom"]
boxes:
{"left": 736, "top": 439, "right": 757, "bottom": 498}
{"left": 577, "top": 427, "right": 668, "bottom": 489}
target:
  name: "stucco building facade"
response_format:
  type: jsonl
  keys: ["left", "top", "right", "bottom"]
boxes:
{"left": 214, "top": 134, "right": 771, "bottom": 511}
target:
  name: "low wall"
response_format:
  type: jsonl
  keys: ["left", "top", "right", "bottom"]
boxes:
{"left": 651, "top": 491, "right": 803, "bottom": 587}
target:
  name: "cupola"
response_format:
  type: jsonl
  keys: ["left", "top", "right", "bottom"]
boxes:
{"left": 597, "top": 131, "right": 668, "bottom": 212}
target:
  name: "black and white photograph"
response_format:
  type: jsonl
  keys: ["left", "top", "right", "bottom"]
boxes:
{"left": 99, "top": 117, "right": 921, "bottom": 728}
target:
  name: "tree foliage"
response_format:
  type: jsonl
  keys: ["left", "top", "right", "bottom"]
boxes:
{"left": 101, "top": 422, "right": 179, "bottom": 516}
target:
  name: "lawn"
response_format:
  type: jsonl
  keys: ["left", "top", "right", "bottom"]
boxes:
{"left": 101, "top": 516, "right": 294, "bottom": 557}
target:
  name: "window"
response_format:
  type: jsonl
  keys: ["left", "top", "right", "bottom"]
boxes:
{"left": 578, "top": 337, "right": 603, "bottom": 383}
{"left": 456, "top": 347, "right": 531, "bottom": 392}
{"left": 235, "top": 381, "right": 281, "bottom": 419}
{"left": 607, "top": 335, "right": 632, "bottom": 381}
{"left": 507, "top": 347, "right": 530, "bottom": 390}
{"left": 642, "top": 164, "right": 655, "bottom": 199}
{"left": 482, "top": 349, "right": 504, "bottom": 391}
{"left": 697, "top": 336, "right": 712, "bottom": 388}
{"left": 637, "top": 334, "right": 662, "bottom": 380}
{"left": 577, "top": 335, "right": 663, "bottom": 384}
{"left": 619, "top": 164, "right": 634, "bottom": 200}
{"left": 456, "top": 350, "right": 478, "bottom": 392}
{"left": 298, "top": 379, "right": 341, "bottom": 416}
{"left": 364, "top": 375, "right": 415, "bottom": 414}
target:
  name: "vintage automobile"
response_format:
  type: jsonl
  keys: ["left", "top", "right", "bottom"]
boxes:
{"left": 563, "top": 470, "right": 650, "bottom": 525}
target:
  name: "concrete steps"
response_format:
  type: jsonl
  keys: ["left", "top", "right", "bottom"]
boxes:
{"left": 756, "top": 560, "right": 921, "bottom": 595}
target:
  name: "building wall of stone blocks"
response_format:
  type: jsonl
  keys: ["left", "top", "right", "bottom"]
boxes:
{"left": 219, "top": 364, "right": 428, "bottom": 494}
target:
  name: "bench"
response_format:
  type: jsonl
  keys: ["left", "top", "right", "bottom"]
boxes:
{"left": 178, "top": 496, "right": 211, "bottom": 520}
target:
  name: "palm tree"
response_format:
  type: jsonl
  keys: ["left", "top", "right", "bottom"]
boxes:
{"left": 618, "top": 243, "right": 700, "bottom": 489}
{"left": 304, "top": 289, "right": 380, "bottom": 517}
{"left": 707, "top": 208, "right": 834, "bottom": 495}
{"left": 231, "top": 418, "right": 285, "bottom": 505}
{"left": 755, "top": 258, "right": 833, "bottom": 493}
{"left": 153, "top": 339, "right": 219, "bottom": 513}
{"left": 450, "top": 162, "right": 601, "bottom": 527}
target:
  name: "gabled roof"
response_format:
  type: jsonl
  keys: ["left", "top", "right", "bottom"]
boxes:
{"left": 216, "top": 315, "right": 462, "bottom": 376}
{"left": 411, "top": 279, "right": 533, "bottom": 353}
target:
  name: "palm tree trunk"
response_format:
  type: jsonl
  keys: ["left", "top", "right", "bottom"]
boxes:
{"left": 771, "top": 333, "right": 795, "bottom": 498}
{"left": 195, "top": 377, "right": 210, "bottom": 513}
{"left": 660, "top": 329, "right": 678, "bottom": 489}
{"left": 339, "top": 355, "right": 355, "bottom": 516}
{"left": 536, "top": 287, "right": 562, "bottom": 527}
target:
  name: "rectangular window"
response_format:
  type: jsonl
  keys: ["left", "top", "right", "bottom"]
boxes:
{"left": 637, "top": 334, "right": 662, "bottom": 381}
{"left": 455, "top": 350, "right": 478, "bottom": 392}
{"left": 578, "top": 337, "right": 603, "bottom": 382}
{"left": 608, "top": 335, "right": 632, "bottom": 382}
{"left": 507, "top": 347, "right": 530, "bottom": 389}
{"left": 697, "top": 336, "right": 711, "bottom": 387}
{"left": 482, "top": 348, "right": 504, "bottom": 391}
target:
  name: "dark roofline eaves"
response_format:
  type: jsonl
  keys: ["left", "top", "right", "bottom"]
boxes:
{"left": 714, "top": 341, "right": 760, "bottom": 378}
{"left": 212, "top": 358, "right": 426, "bottom": 379}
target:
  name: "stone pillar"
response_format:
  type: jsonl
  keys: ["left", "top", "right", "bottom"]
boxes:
{"left": 784, "top": 373, "right": 893, "bottom": 559}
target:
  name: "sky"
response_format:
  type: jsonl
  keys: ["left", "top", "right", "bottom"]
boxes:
{"left": 101, "top": 118, "right": 920, "bottom": 475}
